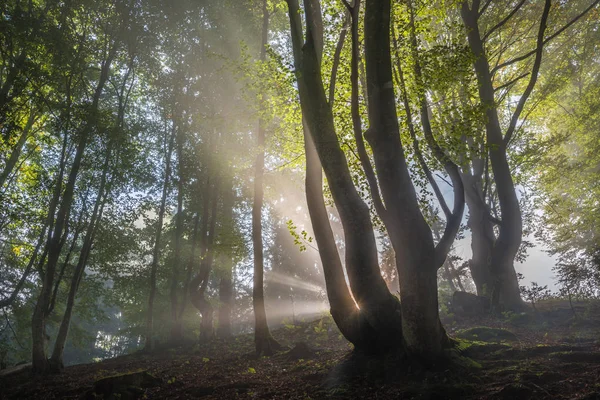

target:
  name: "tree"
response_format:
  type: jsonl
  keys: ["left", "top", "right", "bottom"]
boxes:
{"left": 252, "top": 0, "right": 282, "bottom": 356}
{"left": 286, "top": 0, "right": 465, "bottom": 357}
{"left": 459, "top": 0, "right": 600, "bottom": 310}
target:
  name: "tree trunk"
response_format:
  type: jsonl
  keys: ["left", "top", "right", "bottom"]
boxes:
{"left": 287, "top": 0, "right": 402, "bottom": 354}
{"left": 0, "top": 223, "right": 46, "bottom": 309}
{"left": 31, "top": 43, "right": 118, "bottom": 373}
{"left": 190, "top": 173, "right": 219, "bottom": 342}
{"left": 170, "top": 117, "right": 184, "bottom": 342}
{"left": 462, "top": 172, "right": 495, "bottom": 296}
{"left": 0, "top": 109, "right": 37, "bottom": 190}
{"left": 252, "top": 0, "right": 281, "bottom": 356}
{"left": 145, "top": 125, "right": 176, "bottom": 351}
{"left": 217, "top": 183, "right": 235, "bottom": 339}
{"left": 364, "top": 0, "right": 449, "bottom": 356}
{"left": 49, "top": 141, "right": 112, "bottom": 371}
{"left": 461, "top": 3, "right": 524, "bottom": 310}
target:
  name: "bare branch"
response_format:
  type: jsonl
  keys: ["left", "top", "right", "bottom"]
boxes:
{"left": 504, "top": 0, "right": 551, "bottom": 146}
{"left": 492, "top": 0, "right": 600, "bottom": 74}
{"left": 328, "top": 12, "right": 350, "bottom": 106}
{"left": 479, "top": 0, "right": 492, "bottom": 16}
{"left": 483, "top": 0, "right": 527, "bottom": 42}
{"left": 494, "top": 71, "right": 529, "bottom": 92}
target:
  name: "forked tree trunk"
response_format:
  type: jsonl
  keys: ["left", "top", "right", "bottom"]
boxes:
{"left": 287, "top": 0, "right": 459, "bottom": 358}
{"left": 252, "top": 0, "right": 281, "bottom": 356}
{"left": 461, "top": 3, "right": 525, "bottom": 310}
{"left": 288, "top": 0, "right": 402, "bottom": 354}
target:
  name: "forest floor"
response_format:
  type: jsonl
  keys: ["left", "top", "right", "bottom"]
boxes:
{"left": 1, "top": 299, "right": 600, "bottom": 399}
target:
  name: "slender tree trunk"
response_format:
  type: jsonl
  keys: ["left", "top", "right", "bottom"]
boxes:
{"left": 252, "top": 0, "right": 281, "bottom": 356}
{"left": 461, "top": 3, "right": 524, "bottom": 310}
{"left": 464, "top": 186, "right": 495, "bottom": 296}
{"left": 179, "top": 214, "right": 200, "bottom": 319}
{"left": 170, "top": 117, "right": 184, "bottom": 342}
{"left": 190, "top": 173, "right": 219, "bottom": 342}
{"left": 0, "top": 223, "right": 47, "bottom": 309}
{"left": 145, "top": 124, "right": 176, "bottom": 351}
{"left": 0, "top": 109, "right": 37, "bottom": 190}
{"left": 49, "top": 141, "right": 113, "bottom": 371}
{"left": 31, "top": 44, "right": 118, "bottom": 373}
{"left": 217, "top": 184, "right": 235, "bottom": 339}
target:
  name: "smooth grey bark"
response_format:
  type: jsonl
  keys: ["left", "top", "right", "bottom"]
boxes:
{"left": 364, "top": 0, "right": 450, "bottom": 355}
{"left": 460, "top": 0, "right": 554, "bottom": 310}
{"left": 190, "top": 174, "right": 219, "bottom": 342}
{"left": 288, "top": 0, "right": 402, "bottom": 353}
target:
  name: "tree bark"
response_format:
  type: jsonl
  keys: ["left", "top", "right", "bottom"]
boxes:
{"left": 190, "top": 173, "right": 220, "bottom": 342}
{"left": 252, "top": 0, "right": 281, "bottom": 356}
{"left": 287, "top": 0, "right": 402, "bottom": 354}
{"left": 217, "top": 183, "right": 235, "bottom": 339}
{"left": 364, "top": 0, "right": 449, "bottom": 356}
{"left": 170, "top": 115, "right": 184, "bottom": 342}
{"left": 461, "top": 2, "right": 527, "bottom": 310}
{"left": 0, "top": 109, "right": 37, "bottom": 190}
{"left": 31, "top": 40, "right": 118, "bottom": 373}
{"left": 49, "top": 140, "right": 113, "bottom": 371}
{"left": 145, "top": 123, "right": 176, "bottom": 351}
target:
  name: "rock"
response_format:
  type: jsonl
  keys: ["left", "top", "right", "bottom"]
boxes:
{"left": 452, "top": 291, "right": 490, "bottom": 316}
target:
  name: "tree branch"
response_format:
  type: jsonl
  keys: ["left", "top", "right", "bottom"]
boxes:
{"left": 492, "top": 0, "right": 600, "bottom": 74}
{"left": 483, "top": 0, "right": 527, "bottom": 42}
{"left": 503, "top": 0, "right": 551, "bottom": 146}
{"left": 494, "top": 71, "right": 530, "bottom": 92}
{"left": 407, "top": 1, "right": 465, "bottom": 268}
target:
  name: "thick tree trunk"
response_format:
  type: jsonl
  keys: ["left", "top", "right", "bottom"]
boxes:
{"left": 145, "top": 126, "right": 176, "bottom": 351}
{"left": 461, "top": 3, "right": 524, "bottom": 310}
{"left": 364, "top": 0, "right": 448, "bottom": 356}
{"left": 287, "top": 0, "right": 402, "bottom": 354}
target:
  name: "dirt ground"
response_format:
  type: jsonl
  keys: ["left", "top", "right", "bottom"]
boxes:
{"left": 1, "top": 299, "right": 599, "bottom": 399}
